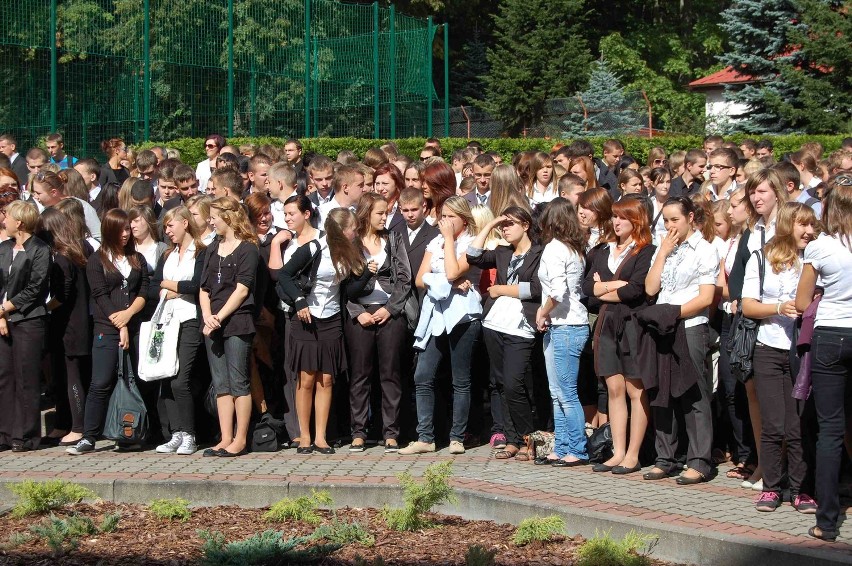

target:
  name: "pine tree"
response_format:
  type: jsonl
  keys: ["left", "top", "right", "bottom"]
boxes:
{"left": 450, "top": 26, "right": 489, "bottom": 105}
{"left": 482, "top": 0, "right": 592, "bottom": 135}
{"left": 562, "top": 58, "right": 643, "bottom": 137}
{"left": 717, "top": 0, "right": 804, "bottom": 133}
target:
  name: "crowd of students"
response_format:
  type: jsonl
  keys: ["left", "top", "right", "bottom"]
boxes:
{"left": 1, "top": 132, "right": 852, "bottom": 541}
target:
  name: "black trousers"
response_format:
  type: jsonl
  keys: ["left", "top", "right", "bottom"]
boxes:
{"left": 652, "top": 324, "right": 713, "bottom": 476}
{"left": 159, "top": 319, "right": 202, "bottom": 436}
{"left": 83, "top": 332, "right": 139, "bottom": 443}
{"left": 278, "top": 313, "right": 301, "bottom": 442}
{"left": 483, "top": 327, "right": 536, "bottom": 447}
{"left": 51, "top": 349, "right": 90, "bottom": 434}
{"left": 344, "top": 306, "right": 405, "bottom": 440}
{"left": 0, "top": 317, "right": 46, "bottom": 448}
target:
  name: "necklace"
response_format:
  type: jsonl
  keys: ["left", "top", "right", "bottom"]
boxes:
{"left": 217, "top": 239, "right": 238, "bottom": 284}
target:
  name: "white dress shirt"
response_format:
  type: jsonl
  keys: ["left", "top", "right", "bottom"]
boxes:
{"left": 655, "top": 230, "right": 720, "bottom": 327}
{"left": 538, "top": 240, "right": 587, "bottom": 326}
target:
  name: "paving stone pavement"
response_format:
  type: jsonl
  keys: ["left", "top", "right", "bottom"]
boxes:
{"left": 1, "top": 443, "right": 851, "bottom": 563}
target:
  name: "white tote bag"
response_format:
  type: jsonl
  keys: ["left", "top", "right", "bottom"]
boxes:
{"left": 137, "top": 298, "right": 180, "bottom": 381}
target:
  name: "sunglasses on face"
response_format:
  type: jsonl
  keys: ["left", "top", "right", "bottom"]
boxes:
{"left": 205, "top": 143, "right": 218, "bottom": 149}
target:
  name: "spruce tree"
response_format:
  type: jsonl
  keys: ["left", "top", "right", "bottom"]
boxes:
{"left": 450, "top": 26, "right": 490, "bottom": 105}
{"left": 718, "top": 0, "right": 804, "bottom": 133}
{"left": 562, "top": 58, "right": 643, "bottom": 137}
{"left": 483, "top": 0, "right": 592, "bottom": 135}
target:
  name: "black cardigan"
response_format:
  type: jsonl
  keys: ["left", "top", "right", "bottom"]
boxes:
{"left": 49, "top": 244, "right": 94, "bottom": 356}
{"left": 0, "top": 236, "right": 51, "bottom": 322}
{"left": 466, "top": 243, "right": 543, "bottom": 330}
{"left": 277, "top": 242, "right": 372, "bottom": 313}
{"left": 149, "top": 246, "right": 206, "bottom": 318}
{"left": 347, "top": 231, "right": 413, "bottom": 318}
{"left": 581, "top": 242, "right": 655, "bottom": 314}
{"left": 86, "top": 251, "right": 150, "bottom": 336}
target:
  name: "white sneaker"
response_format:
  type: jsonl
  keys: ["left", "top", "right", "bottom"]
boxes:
{"left": 66, "top": 438, "right": 94, "bottom": 455}
{"left": 176, "top": 434, "right": 197, "bottom": 455}
{"left": 398, "top": 441, "right": 436, "bottom": 455}
{"left": 156, "top": 432, "right": 184, "bottom": 454}
{"left": 449, "top": 440, "right": 465, "bottom": 454}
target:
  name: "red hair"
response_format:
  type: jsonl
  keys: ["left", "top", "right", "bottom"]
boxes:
{"left": 610, "top": 197, "right": 652, "bottom": 252}
{"left": 373, "top": 162, "right": 404, "bottom": 206}
{"left": 422, "top": 161, "right": 456, "bottom": 216}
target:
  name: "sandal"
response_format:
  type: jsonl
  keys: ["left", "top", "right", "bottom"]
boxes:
{"left": 515, "top": 449, "right": 531, "bottom": 462}
{"left": 726, "top": 464, "right": 755, "bottom": 480}
{"left": 495, "top": 446, "right": 520, "bottom": 459}
{"left": 808, "top": 526, "right": 837, "bottom": 542}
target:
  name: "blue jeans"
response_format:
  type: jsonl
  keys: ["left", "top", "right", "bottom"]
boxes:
{"left": 544, "top": 324, "right": 589, "bottom": 459}
{"left": 413, "top": 320, "right": 480, "bottom": 443}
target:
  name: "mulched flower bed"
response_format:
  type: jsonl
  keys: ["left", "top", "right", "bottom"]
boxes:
{"left": 0, "top": 502, "right": 676, "bottom": 565}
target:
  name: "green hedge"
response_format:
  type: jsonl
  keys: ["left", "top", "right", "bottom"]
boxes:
{"left": 138, "top": 135, "right": 849, "bottom": 168}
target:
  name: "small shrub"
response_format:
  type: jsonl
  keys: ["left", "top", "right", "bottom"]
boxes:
{"left": 576, "top": 529, "right": 658, "bottom": 566}
{"left": 465, "top": 544, "right": 497, "bottom": 566}
{"left": 8, "top": 480, "right": 96, "bottom": 518}
{"left": 198, "top": 528, "right": 340, "bottom": 566}
{"left": 383, "top": 461, "right": 456, "bottom": 531}
{"left": 313, "top": 514, "right": 375, "bottom": 547}
{"left": 29, "top": 514, "right": 98, "bottom": 557}
{"left": 99, "top": 512, "right": 121, "bottom": 533}
{"left": 149, "top": 498, "right": 191, "bottom": 522}
{"left": 264, "top": 489, "right": 333, "bottom": 526}
{"left": 0, "top": 531, "right": 33, "bottom": 551}
{"left": 512, "top": 515, "right": 566, "bottom": 546}
{"left": 354, "top": 556, "right": 387, "bottom": 566}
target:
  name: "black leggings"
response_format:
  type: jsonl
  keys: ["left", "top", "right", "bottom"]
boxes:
{"left": 159, "top": 319, "right": 202, "bottom": 436}
{"left": 52, "top": 350, "right": 90, "bottom": 434}
{"left": 83, "top": 332, "right": 139, "bottom": 443}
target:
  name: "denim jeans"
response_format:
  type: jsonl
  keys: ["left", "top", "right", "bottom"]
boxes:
{"left": 413, "top": 320, "right": 480, "bottom": 443}
{"left": 811, "top": 326, "right": 852, "bottom": 534}
{"left": 544, "top": 324, "right": 590, "bottom": 459}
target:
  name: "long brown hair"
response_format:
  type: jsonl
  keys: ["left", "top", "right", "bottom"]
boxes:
{"left": 764, "top": 202, "right": 819, "bottom": 273}
{"left": 576, "top": 187, "right": 614, "bottom": 242}
{"left": 98, "top": 208, "right": 141, "bottom": 273}
{"left": 526, "top": 151, "right": 553, "bottom": 198}
{"left": 36, "top": 208, "right": 88, "bottom": 267}
{"left": 355, "top": 192, "right": 387, "bottom": 238}
{"left": 610, "top": 197, "right": 652, "bottom": 252}
{"left": 422, "top": 161, "right": 456, "bottom": 217}
{"left": 823, "top": 177, "right": 852, "bottom": 250}
{"left": 568, "top": 156, "right": 599, "bottom": 189}
{"left": 162, "top": 206, "right": 205, "bottom": 260}
{"left": 539, "top": 198, "right": 586, "bottom": 256}
{"left": 326, "top": 208, "right": 365, "bottom": 279}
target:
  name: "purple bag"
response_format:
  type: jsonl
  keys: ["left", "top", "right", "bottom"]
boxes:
{"left": 791, "top": 296, "right": 821, "bottom": 401}
{"left": 792, "top": 350, "right": 812, "bottom": 400}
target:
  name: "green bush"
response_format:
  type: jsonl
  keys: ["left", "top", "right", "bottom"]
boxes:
{"left": 0, "top": 531, "right": 33, "bottom": 551}
{"left": 148, "top": 498, "right": 192, "bottom": 522}
{"left": 99, "top": 512, "right": 122, "bottom": 533}
{"left": 465, "top": 544, "right": 498, "bottom": 566}
{"left": 263, "top": 489, "right": 333, "bottom": 526}
{"left": 313, "top": 514, "right": 375, "bottom": 547}
{"left": 576, "top": 530, "right": 658, "bottom": 566}
{"left": 7, "top": 480, "right": 96, "bottom": 518}
{"left": 29, "top": 514, "right": 98, "bottom": 557}
{"left": 382, "top": 461, "right": 456, "bottom": 531}
{"left": 512, "top": 515, "right": 566, "bottom": 546}
{"left": 139, "top": 134, "right": 850, "bottom": 168}
{"left": 198, "top": 529, "right": 340, "bottom": 566}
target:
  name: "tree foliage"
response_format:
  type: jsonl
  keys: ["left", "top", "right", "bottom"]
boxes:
{"left": 563, "top": 59, "right": 644, "bottom": 137}
{"left": 482, "top": 0, "right": 592, "bottom": 135}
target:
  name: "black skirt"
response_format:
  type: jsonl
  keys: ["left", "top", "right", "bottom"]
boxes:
{"left": 287, "top": 311, "right": 347, "bottom": 378}
{"left": 593, "top": 308, "right": 642, "bottom": 380}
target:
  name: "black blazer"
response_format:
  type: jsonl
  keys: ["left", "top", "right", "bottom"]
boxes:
{"left": 308, "top": 189, "right": 335, "bottom": 208}
{"left": 467, "top": 243, "right": 543, "bottom": 329}
{"left": 347, "top": 231, "right": 412, "bottom": 318}
{"left": 393, "top": 220, "right": 439, "bottom": 278}
{"left": 49, "top": 245, "right": 94, "bottom": 356}
{"left": 669, "top": 176, "right": 701, "bottom": 199}
{"left": 149, "top": 245, "right": 205, "bottom": 319}
{"left": 0, "top": 236, "right": 51, "bottom": 322}
{"left": 277, "top": 243, "right": 372, "bottom": 313}
{"left": 86, "top": 251, "right": 149, "bottom": 335}
{"left": 386, "top": 208, "right": 406, "bottom": 233}
{"left": 10, "top": 155, "right": 29, "bottom": 186}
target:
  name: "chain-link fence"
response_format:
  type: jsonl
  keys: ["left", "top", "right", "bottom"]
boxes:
{"left": 433, "top": 92, "right": 653, "bottom": 139}
{"left": 0, "top": 0, "right": 437, "bottom": 158}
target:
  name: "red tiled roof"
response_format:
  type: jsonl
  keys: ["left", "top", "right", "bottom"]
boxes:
{"left": 688, "top": 67, "right": 758, "bottom": 89}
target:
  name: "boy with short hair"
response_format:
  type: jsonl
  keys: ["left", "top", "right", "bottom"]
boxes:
{"left": 465, "top": 154, "right": 495, "bottom": 208}
{"left": 773, "top": 161, "right": 822, "bottom": 217}
{"left": 317, "top": 164, "right": 365, "bottom": 224}
{"left": 247, "top": 154, "right": 272, "bottom": 195}
{"left": 707, "top": 148, "right": 739, "bottom": 200}
{"left": 210, "top": 168, "right": 243, "bottom": 201}
{"left": 558, "top": 173, "right": 586, "bottom": 206}
{"left": 267, "top": 162, "right": 298, "bottom": 228}
{"left": 45, "top": 133, "right": 77, "bottom": 169}
{"left": 670, "top": 149, "right": 707, "bottom": 198}
{"left": 307, "top": 155, "right": 335, "bottom": 206}
{"left": 25, "top": 148, "right": 49, "bottom": 179}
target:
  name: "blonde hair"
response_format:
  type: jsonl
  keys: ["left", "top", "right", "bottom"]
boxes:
{"left": 441, "top": 195, "right": 477, "bottom": 236}
{"left": 471, "top": 205, "right": 501, "bottom": 249}
{"left": 210, "top": 197, "right": 258, "bottom": 245}
{"left": 162, "top": 206, "right": 206, "bottom": 259}
{"left": 764, "top": 202, "right": 819, "bottom": 273}
{"left": 744, "top": 168, "right": 790, "bottom": 228}
{"left": 5, "top": 200, "right": 39, "bottom": 233}
{"left": 186, "top": 195, "right": 212, "bottom": 222}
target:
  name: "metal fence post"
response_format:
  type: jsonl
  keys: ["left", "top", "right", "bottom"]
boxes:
{"left": 227, "top": 0, "right": 234, "bottom": 137}
{"left": 389, "top": 4, "right": 396, "bottom": 139}
{"left": 304, "top": 0, "right": 311, "bottom": 138}
{"left": 443, "top": 23, "right": 449, "bottom": 138}
{"left": 143, "top": 0, "right": 151, "bottom": 141}
{"left": 249, "top": 59, "right": 256, "bottom": 137}
{"left": 426, "top": 16, "right": 433, "bottom": 138}
{"left": 49, "top": 0, "right": 57, "bottom": 132}
{"left": 373, "top": 2, "right": 380, "bottom": 139}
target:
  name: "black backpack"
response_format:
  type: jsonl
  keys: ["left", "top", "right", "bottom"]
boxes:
{"left": 250, "top": 413, "right": 287, "bottom": 452}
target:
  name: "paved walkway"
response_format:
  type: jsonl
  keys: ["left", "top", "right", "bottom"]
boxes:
{"left": 1, "top": 443, "right": 851, "bottom": 564}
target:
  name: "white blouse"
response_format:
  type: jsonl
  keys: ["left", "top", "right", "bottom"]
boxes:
{"left": 538, "top": 240, "right": 587, "bottom": 326}
{"left": 804, "top": 235, "right": 852, "bottom": 328}
{"left": 305, "top": 236, "right": 341, "bottom": 319}
{"left": 742, "top": 252, "right": 800, "bottom": 350}
{"left": 655, "top": 230, "right": 720, "bottom": 328}
{"left": 160, "top": 243, "right": 199, "bottom": 323}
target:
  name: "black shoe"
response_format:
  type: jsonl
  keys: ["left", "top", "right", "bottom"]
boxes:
{"left": 312, "top": 445, "right": 335, "bottom": 455}
{"left": 11, "top": 443, "right": 30, "bottom": 453}
{"left": 612, "top": 464, "right": 642, "bottom": 475}
{"left": 296, "top": 446, "right": 313, "bottom": 455}
{"left": 552, "top": 459, "right": 588, "bottom": 467}
{"left": 533, "top": 457, "right": 554, "bottom": 465}
{"left": 808, "top": 526, "right": 838, "bottom": 542}
{"left": 202, "top": 448, "right": 225, "bottom": 457}
{"left": 0, "top": 444, "right": 11, "bottom": 452}
{"left": 217, "top": 448, "right": 247, "bottom": 457}
{"left": 643, "top": 468, "right": 674, "bottom": 480}
{"left": 675, "top": 472, "right": 707, "bottom": 485}
{"left": 40, "top": 436, "right": 61, "bottom": 447}
{"left": 592, "top": 463, "right": 614, "bottom": 472}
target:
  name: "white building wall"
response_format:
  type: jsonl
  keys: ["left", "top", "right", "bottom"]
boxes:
{"left": 703, "top": 87, "right": 750, "bottom": 133}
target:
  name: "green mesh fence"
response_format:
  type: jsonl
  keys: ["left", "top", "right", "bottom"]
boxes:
{"left": 0, "top": 0, "right": 438, "bottom": 159}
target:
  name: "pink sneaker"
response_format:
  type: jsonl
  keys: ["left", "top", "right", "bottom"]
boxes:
{"left": 755, "top": 491, "right": 781, "bottom": 512}
{"left": 793, "top": 494, "right": 818, "bottom": 514}
{"left": 490, "top": 433, "right": 507, "bottom": 449}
